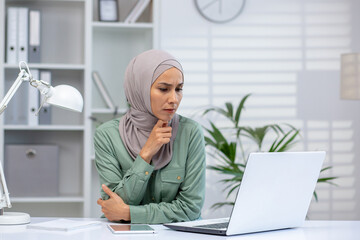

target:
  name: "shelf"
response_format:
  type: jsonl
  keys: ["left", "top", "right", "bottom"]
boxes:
{"left": 4, "top": 125, "right": 85, "bottom": 131}
{"left": 11, "top": 196, "right": 84, "bottom": 203}
{"left": 92, "top": 22, "right": 153, "bottom": 30}
{"left": 91, "top": 108, "right": 127, "bottom": 115}
{"left": 4, "top": 63, "right": 85, "bottom": 70}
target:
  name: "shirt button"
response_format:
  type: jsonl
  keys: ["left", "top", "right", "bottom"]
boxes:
{"left": 177, "top": 176, "right": 181, "bottom": 180}
{"left": 152, "top": 197, "right": 155, "bottom": 201}
{"left": 145, "top": 171, "right": 149, "bottom": 175}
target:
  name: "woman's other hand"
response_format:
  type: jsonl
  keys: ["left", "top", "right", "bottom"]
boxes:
{"left": 97, "top": 184, "right": 130, "bottom": 222}
{"left": 140, "top": 120, "right": 172, "bottom": 163}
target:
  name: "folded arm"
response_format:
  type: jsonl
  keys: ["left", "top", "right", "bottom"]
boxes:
{"left": 94, "top": 129, "right": 153, "bottom": 205}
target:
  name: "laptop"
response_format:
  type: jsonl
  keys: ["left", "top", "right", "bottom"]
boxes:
{"left": 164, "top": 151, "right": 325, "bottom": 236}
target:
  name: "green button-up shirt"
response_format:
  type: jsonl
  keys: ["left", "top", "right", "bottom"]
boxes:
{"left": 94, "top": 115, "right": 206, "bottom": 224}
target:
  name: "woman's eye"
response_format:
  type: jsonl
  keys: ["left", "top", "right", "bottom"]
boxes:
{"left": 159, "top": 88, "right": 168, "bottom": 92}
{"left": 176, "top": 88, "right": 183, "bottom": 92}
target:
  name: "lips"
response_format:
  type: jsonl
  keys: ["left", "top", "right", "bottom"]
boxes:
{"left": 164, "top": 109, "right": 175, "bottom": 113}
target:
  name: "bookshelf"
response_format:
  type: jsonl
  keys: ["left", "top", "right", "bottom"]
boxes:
{"left": 0, "top": 0, "right": 157, "bottom": 217}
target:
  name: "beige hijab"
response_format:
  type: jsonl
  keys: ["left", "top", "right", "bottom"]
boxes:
{"left": 119, "top": 49, "right": 183, "bottom": 170}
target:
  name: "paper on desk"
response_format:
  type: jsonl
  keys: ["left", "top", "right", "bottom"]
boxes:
{"left": 27, "top": 218, "right": 102, "bottom": 231}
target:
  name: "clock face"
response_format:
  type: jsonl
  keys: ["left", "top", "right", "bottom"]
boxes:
{"left": 195, "top": 0, "right": 246, "bottom": 23}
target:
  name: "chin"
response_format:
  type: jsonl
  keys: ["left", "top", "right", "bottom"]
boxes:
{"left": 159, "top": 114, "right": 175, "bottom": 122}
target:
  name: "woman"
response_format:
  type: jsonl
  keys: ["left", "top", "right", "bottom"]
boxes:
{"left": 95, "top": 49, "right": 206, "bottom": 224}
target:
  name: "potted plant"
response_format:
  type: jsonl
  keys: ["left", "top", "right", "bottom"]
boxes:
{"left": 202, "top": 94, "right": 336, "bottom": 209}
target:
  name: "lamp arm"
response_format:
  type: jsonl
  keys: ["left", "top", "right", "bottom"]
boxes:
{"left": 0, "top": 68, "right": 30, "bottom": 210}
{"left": 0, "top": 158, "right": 11, "bottom": 209}
{"left": 0, "top": 70, "right": 28, "bottom": 115}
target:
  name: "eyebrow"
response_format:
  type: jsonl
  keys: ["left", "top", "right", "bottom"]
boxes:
{"left": 157, "top": 82, "right": 184, "bottom": 87}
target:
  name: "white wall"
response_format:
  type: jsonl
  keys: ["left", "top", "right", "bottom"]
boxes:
{"left": 158, "top": 0, "right": 360, "bottom": 220}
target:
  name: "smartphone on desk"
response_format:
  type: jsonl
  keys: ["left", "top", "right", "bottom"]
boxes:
{"left": 107, "top": 224, "right": 156, "bottom": 234}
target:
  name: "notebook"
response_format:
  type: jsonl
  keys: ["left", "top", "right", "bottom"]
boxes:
{"left": 164, "top": 151, "right": 325, "bottom": 236}
{"left": 27, "top": 219, "right": 101, "bottom": 231}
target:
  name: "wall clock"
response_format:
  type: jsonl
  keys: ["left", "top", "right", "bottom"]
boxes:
{"left": 194, "top": 0, "right": 246, "bottom": 24}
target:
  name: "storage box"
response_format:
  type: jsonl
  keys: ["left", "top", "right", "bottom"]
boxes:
{"left": 4, "top": 144, "right": 59, "bottom": 197}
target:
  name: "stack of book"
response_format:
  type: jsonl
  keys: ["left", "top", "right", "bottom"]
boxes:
{"left": 6, "top": 7, "right": 41, "bottom": 64}
{"left": 5, "top": 7, "right": 53, "bottom": 126}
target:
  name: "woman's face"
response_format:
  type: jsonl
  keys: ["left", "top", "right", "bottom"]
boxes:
{"left": 150, "top": 67, "right": 183, "bottom": 121}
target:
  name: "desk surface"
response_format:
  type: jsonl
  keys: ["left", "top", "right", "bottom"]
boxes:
{"left": 0, "top": 218, "right": 359, "bottom": 240}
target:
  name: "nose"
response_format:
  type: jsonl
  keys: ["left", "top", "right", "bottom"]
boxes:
{"left": 168, "top": 89, "right": 178, "bottom": 104}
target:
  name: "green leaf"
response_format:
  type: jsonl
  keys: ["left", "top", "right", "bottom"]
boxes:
{"left": 240, "top": 126, "right": 271, "bottom": 151}
{"left": 205, "top": 122, "right": 239, "bottom": 162}
{"left": 313, "top": 191, "right": 318, "bottom": 202}
{"left": 234, "top": 94, "right": 251, "bottom": 127}
{"left": 269, "top": 128, "right": 299, "bottom": 152}
{"left": 317, "top": 177, "right": 338, "bottom": 186}
{"left": 318, "top": 177, "right": 337, "bottom": 182}
{"left": 269, "top": 132, "right": 291, "bottom": 152}
{"left": 229, "top": 142, "right": 237, "bottom": 163}
{"left": 226, "top": 184, "right": 241, "bottom": 198}
{"left": 320, "top": 166, "right": 332, "bottom": 172}
{"left": 207, "top": 122, "right": 228, "bottom": 145}
{"left": 204, "top": 136, "right": 217, "bottom": 148}
{"left": 276, "top": 130, "right": 299, "bottom": 152}
{"left": 269, "top": 138, "right": 278, "bottom": 152}
{"left": 225, "top": 102, "right": 234, "bottom": 120}
{"left": 202, "top": 106, "right": 230, "bottom": 121}
{"left": 211, "top": 202, "right": 235, "bottom": 210}
{"left": 270, "top": 124, "right": 285, "bottom": 135}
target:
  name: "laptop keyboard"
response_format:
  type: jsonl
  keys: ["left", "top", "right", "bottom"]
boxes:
{"left": 194, "top": 222, "right": 229, "bottom": 229}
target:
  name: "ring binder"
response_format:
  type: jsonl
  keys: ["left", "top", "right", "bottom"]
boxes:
{"left": 29, "top": 10, "right": 41, "bottom": 63}
{"left": 18, "top": 7, "right": 29, "bottom": 62}
{"left": 6, "top": 7, "right": 18, "bottom": 64}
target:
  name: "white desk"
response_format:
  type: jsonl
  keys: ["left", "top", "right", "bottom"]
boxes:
{"left": 0, "top": 218, "right": 359, "bottom": 240}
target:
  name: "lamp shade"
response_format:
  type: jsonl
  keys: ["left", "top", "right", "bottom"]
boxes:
{"left": 46, "top": 85, "right": 83, "bottom": 112}
{"left": 340, "top": 53, "right": 360, "bottom": 100}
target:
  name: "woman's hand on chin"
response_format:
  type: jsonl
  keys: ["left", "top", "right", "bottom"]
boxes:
{"left": 140, "top": 119, "right": 172, "bottom": 163}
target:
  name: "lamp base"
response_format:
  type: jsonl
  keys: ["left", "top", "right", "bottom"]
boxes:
{"left": 0, "top": 212, "right": 31, "bottom": 225}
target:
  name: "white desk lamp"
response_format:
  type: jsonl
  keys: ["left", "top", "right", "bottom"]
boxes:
{"left": 0, "top": 61, "right": 83, "bottom": 225}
